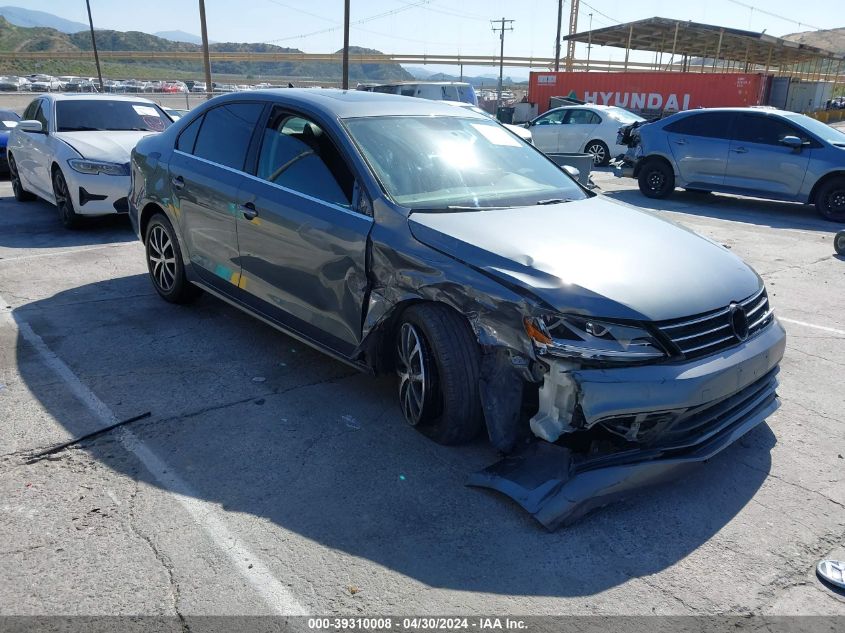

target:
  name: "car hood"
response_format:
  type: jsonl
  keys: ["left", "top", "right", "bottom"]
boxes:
{"left": 408, "top": 196, "right": 762, "bottom": 321}
{"left": 55, "top": 131, "right": 155, "bottom": 163}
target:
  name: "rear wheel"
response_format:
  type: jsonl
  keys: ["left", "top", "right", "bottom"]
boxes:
{"left": 815, "top": 177, "right": 845, "bottom": 222}
{"left": 395, "top": 304, "right": 483, "bottom": 445}
{"left": 638, "top": 159, "right": 675, "bottom": 199}
{"left": 9, "top": 154, "right": 36, "bottom": 202}
{"left": 145, "top": 213, "right": 202, "bottom": 304}
{"left": 52, "top": 169, "right": 80, "bottom": 229}
{"left": 585, "top": 140, "right": 610, "bottom": 166}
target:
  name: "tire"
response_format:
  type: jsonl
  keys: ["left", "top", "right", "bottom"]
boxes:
{"left": 394, "top": 303, "right": 483, "bottom": 445}
{"left": 815, "top": 177, "right": 845, "bottom": 222}
{"left": 585, "top": 140, "right": 610, "bottom": 166}
{"left": 835, "top": 231, "right": 845, "bottom": 256}
{"left": 52, "top": 168, "right": 81, "bottom": 229}
{"left": 145, "top": 213, "right": 202, "bottom": 304}
{"left": 638, "top": 159, "right": 675, "bottom": 199}
{"left": 9, "top": 154, "right": 36, "bottom": 202}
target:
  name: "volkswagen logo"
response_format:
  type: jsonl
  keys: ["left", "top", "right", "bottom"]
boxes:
{"left": 729, "top": 303, "right": 749, "bottom": 341}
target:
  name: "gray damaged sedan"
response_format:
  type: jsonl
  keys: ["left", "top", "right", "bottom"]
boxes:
{"left": 129, "top": 90, "right": 786, "bottom": 528}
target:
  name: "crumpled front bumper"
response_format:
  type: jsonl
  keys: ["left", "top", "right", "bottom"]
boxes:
{"left": 468, "top": 320, "right": 786, "bottom": 529}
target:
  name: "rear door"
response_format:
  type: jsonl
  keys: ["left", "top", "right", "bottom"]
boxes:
{"left": 723, "top": 112, "right": 812, "bottom": 198}
{"left": 664, "top": 111, "right": 736, "bottom": 188}
{"left": 528, "top": 109, "right": 566, "bottom": 153}
{"left": 235, "top": 106, "right": 373, "bottom": 355}
{"left": 557, "top": 108, "right": 601, "bottom": 153}
{"left": 168, "top": 101, "right": 265, "bottom": 290}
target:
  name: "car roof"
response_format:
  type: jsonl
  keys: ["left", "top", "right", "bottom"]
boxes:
{"left": 36, "top": 94, "right": 158, "bottom": 104}
{"left": 210, "top": 88, "right": 488, "bottom": 119}
{"left": 670, "top": 107, "right": 796, "bottom": 116}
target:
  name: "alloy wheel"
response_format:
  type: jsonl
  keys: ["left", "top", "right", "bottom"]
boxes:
{"left": 148, "top": 224, "right": 177, "bottom": 292}
{"left": 587, "top": 143, "right": 606, "bottom": 165}
{"left": 647, "top": 170, "right": 665, "bottom": 193}
{"left": 9, "top": 156, "right": 22, "bottom": 197}
{"left": 52, "top": 171, "right": 73, "bottom": 223}
{"left": 825, "top": 188, "right": 845, "bottom": 215}
{"left": 396, "top": 322, "right": 428, "bottom": 426}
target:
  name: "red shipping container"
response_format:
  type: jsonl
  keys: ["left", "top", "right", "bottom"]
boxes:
{"left": 528, "top": 72, "right": 768, "bottom": 114}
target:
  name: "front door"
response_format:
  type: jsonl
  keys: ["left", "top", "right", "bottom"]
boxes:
{"left": 169, "top": 102, "right": 265, "bottom": 289}
{"left": 529, "top": 109, "right": 567, "bottom": 153}
{"left": 723, "top": 113, "right": 812, "bottom": 198}
{"left": 235, "top": 107, "right": 373, "bottom": 355}
{"left": 664, "top": 111, "right": 736, "bottom": 188}
{"left": 15, "top": 98, "right": 53, "bottom": 197}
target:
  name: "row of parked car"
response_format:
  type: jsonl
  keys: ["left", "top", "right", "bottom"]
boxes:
{"left": 5, "top": 89, "right": 790, "bottom": 527}
{"left": 0, "top": 74, "right": 286, "bottom": 94}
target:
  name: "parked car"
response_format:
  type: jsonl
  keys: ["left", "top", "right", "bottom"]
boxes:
{"left": 364, "top": 81, "right": 478, "bottom": 106}
{"left": 0, "top": 75, "right": 31, "bottom": 91}
{"left": 162, "top": 107, "right": 189, "bottom": 120}
{"left": 128, "top": 89, "right": 785, "bottom": 527}
{"left": 8, "top": 94, "right": 172, "bottom": 228}
{"left": 526, "top": 104, "right": 645, "bottom": 166}
{"left": 29, "top": 75, "right": 62, "bottom": 92}
{"left": 64, "top": 77, "right": 99, "bottom": 92}
{"left": 442, "top": 100, "right": 533, "bottom": 144}
{"left": 190, "top": 82, "right": 207, "bottom": 93}
{"left": 56, "top": 76, "right": 79, "bottom": 90}
{"left": 620, "top": 107, "right": 845, "bottom": 221}
{"left": 163, "top": 81, "right": 188, "bottom": 93}
{"left": 0, "top": 109, "right": 21, "bottom": 172}
{"left": 102, "top": 79, "right": 127, "bottom": 93}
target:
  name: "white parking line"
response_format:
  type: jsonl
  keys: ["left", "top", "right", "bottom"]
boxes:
{"left": 0, "top": 243, "right": 137, "bottom": 264}
{"left": 0, "top": 294, "right": 308, "bottom": 616}
{"left": 779, "top": 317, "right": 845, "bottom": 336}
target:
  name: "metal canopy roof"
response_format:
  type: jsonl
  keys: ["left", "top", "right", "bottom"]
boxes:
{"left": 563, "top": 17, "right": 845, "bottom": 68}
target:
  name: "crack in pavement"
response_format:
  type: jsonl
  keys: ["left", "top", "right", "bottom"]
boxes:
{"left": 739, "top": 461, "right": 845, "bottom": 511}
{"left": 127, "top": 479, "right": 190, "bottom": 632}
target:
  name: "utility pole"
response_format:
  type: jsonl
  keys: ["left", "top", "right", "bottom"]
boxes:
{"left": 85, "top": 0, "right": 103, "bottom": 92}
{"left": 586, "top": 13, "right": 593, "bottom": 71}
{"left": 565, "top": 0, "right": 579, "bottom": 72}
{"left": 342, "top": 0, "right": 350, "bottom": 89}
{"left": 491, "top": 17, "right": 514, "bottom": 110}
{"left": 198, "top": 0, "right": 213, "bottom": 99}
{"left": 554, "top": 0, "right": 563, "bottom": 72}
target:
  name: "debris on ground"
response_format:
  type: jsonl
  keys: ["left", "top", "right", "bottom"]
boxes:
{"left": 342, "top": 414, "right": 360, "bottom": 429}
{"left": 817, "top": 560, "right": 845, "bottom": 590}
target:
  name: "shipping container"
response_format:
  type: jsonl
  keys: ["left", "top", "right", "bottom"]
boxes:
{"left": 528, "top": 72, "right": 768, "bottom": 115}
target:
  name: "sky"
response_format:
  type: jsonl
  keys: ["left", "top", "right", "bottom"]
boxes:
{"left": 19, "top": 0, "right": 843, "bottom": 78}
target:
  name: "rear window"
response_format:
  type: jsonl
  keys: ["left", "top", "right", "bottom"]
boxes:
{"left": 664, "top": 112, "right": 736, "bottom": 140}
{"left": 55, "top": 100, "right": 172, "bottom": 133}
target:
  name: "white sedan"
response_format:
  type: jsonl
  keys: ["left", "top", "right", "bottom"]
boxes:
{"left": 526, "top": 104, "right": 645, "bottom": 165}
{"left": 8, "top": 94, "right": 172, "bottom": 228}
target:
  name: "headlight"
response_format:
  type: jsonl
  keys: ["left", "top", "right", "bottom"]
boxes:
{"left": 524, "top": 314, "right": 666, "bottom": 363}
{"left": 67, "top": 159, "right": 130, "bottom": 176}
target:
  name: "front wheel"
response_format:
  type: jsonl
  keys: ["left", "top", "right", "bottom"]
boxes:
{"left": 835, "top": 230, "right": 845, "bottom": 256}
{"left": 395, "top": 304, "right": 483, "bottom": 445}
{"left": 815, "top": 177, "right": 845, "bottom": 222}
{"left": 52, "top": 169, "right": 81, "bottom": 229}
{"left": 638, "top": 159, "right": 675, "bottom": 199}
{"left": 145, "top": 214, "right": 202, "bottom": 304}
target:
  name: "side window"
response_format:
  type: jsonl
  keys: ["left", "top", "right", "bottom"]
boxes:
{"left": 733, "top": 114, "right": 808, "bottom": 146}
{"left": 255, "top": 107, "right": 353, "bottom": 208}
{"left": 33, "top": 102, "right": 48, "bottom": 130}
{"left": 176, "top": 115, "right": 203, "bottom": 153}
{"left": 664, "top": 112, "right": 735, "bottom": 139}
{"left": 193, "top": 103, "right": 263, "bottom": 171}
{"left": 22, "top": 99, "right": 39, "bottom": 121}
{"left": 565, "top": 109, "right": 599, "bottom": 125}
{"left": 535, "top": 110, "right": 565, "bottom": 125}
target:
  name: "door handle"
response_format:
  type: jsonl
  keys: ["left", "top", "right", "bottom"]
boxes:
{"left": 239, "top": 202, "right": 258, "bottom": 220}
{"left": 673, "top": 139, "right": 687, "bottom": 145}
{"left": 731, "top": 147, "right": 749, "bottom": 154}
{"left": 171, "top": 175, "right": 184, "bottom": 190}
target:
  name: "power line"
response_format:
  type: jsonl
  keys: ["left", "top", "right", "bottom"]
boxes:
{"left": 579, "top": 1, "right": 621, "bottom": 26}
{"left": 726, "top": 0, "right": 822, "bottom": 31}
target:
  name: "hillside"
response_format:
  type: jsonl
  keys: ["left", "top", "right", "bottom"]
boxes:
{"left": 0, "top": 5, "right": 87, "bottom": 33}
{"left": 0, "top": 17, "right": 412, "bottom": 82}
{"left": 783, "top": 27, "right": 845, "bottom": 53}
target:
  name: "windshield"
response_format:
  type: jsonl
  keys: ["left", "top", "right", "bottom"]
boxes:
{"left": 784, "top": 113, "right": 845, "bottom": 144}
{"left": 56, "top": 100, "right": 172, "bottom": 132}
{"left": 605, "top": 107, "right": 645, "bottom": 124}
{"left": 344, "top": 115, "right": 587, "bottom": 210}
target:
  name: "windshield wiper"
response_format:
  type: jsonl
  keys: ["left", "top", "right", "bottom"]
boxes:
{"left": 58, "top": 126, "right": 103, "bottom": 132}
{"left": 104, "top": 127, "right": 148, "bottom": 131}
{"left": 535, "top": 198, "right": 574, "bottom": 205}
{"left": 445, "top": 205, "right": 512, "bottom": 210}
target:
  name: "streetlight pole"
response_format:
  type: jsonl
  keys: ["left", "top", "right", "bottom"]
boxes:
{"left": 85, "top": 0, "right": 104, "bottom": 92}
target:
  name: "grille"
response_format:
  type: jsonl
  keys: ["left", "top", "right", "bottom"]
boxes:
{"left": 655, "top": 287, "right": 773, "bottom": 361}
{"left": 598, "top": 367, "right": 779, "bottom": 449}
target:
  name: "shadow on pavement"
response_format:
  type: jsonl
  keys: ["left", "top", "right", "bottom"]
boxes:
{"left": 13, "top": 272, "right": 777, "bottom": 597}
{"left": 0, "top": 189, "right": 135, "bottom": 250}
{"left": 600, "top": 187, "right": 838, "bottom": 234}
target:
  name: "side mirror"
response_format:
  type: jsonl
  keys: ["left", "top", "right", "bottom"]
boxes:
{"left": 562, "top": 165, "right": 580, "bottom": 179}
{"left": 780, "top": 135, "right": 802, "bottom": 149}
{"left": 17, "top": 120, "right": 44, "bottom": 133}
